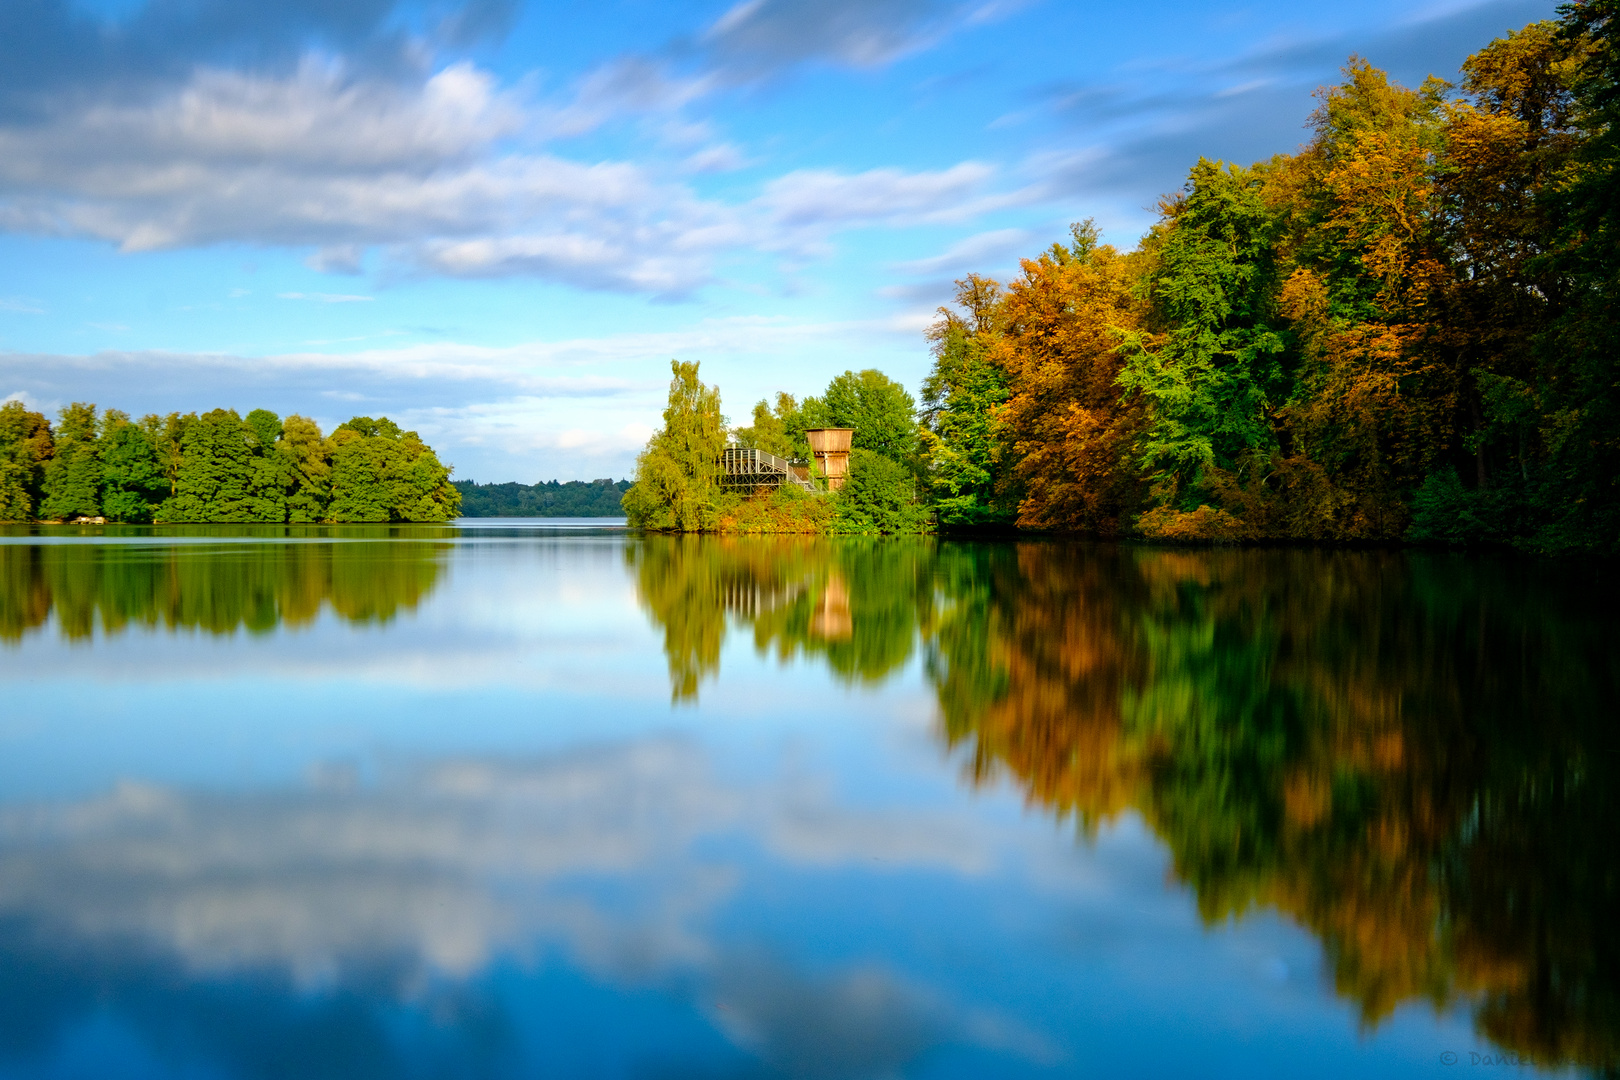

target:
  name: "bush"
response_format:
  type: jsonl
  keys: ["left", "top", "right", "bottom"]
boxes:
{"left": 721, "top": 482, "right": 835, "bottom": 533}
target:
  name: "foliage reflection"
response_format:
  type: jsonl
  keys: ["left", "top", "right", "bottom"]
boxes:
{"left": 627, "top": 535, "right": 934, "bottom": 699}
{"left": 0, "top": 533, "right": 447, "bottom": 640}
{"left": 632, "top": 536, "right": 1619, "bottom": 1073}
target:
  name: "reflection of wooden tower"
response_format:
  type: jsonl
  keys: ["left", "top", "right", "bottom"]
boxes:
{"left": 805, "top": 428, "right": 854, "bottom": 491}
{"left": 810, "top": 574, "right": 852, "bottom": 640}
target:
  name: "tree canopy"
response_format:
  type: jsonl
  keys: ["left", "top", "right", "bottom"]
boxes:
{"left": 0, "top": 403, "right": 460, "bottom": 524}
{"left": 915, "top": 10, "right": 1620, "bottom": 551}
{"left": 622, "top": 360, "right": 729, "bottom": 531}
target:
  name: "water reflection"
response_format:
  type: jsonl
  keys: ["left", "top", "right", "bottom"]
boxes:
{"left": 627, "top": 536, "right": 935, "bottom": 698}
{"left": 0, "top": 739, "right": 1035, "bottom": 1077}
{"left": 634, "top": 538, "right": 1620, "bottom": 1074}
{"left": 0, "top": 532, "right": 447, "bottom": 640}
{"left": 1, "top": 530, "right": 1613, "bottom": 1075}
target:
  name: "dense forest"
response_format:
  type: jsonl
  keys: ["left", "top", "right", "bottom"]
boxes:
{"left": 454, "top": 478, "right": 631, "bottom": 516}
{"left": 0, "top": 402, "right": 460, "bottom": 523}
{"left": 630, "top": 8, "right": 1620, "bottom": 550}
{"left": 926, "top": 10, "right": 1619, "bottom": 551}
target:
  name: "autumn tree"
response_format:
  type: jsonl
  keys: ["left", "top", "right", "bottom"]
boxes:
{"left": 0, "top": 401, "right": 52, "bottom": 522}
{"left": 994, "top": 225, "right": 1148, "bottom": 533}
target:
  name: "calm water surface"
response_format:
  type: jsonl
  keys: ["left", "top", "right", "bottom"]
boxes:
{"left": 0, "top": 521, "right": 1614, "bottom": 1078}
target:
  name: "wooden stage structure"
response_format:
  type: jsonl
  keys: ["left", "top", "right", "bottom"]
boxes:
{"left": 720, "top": 447, "right": 819, "bottom": 493}
{"left": 720, "top": 428, "right": 855, "bottom": 495}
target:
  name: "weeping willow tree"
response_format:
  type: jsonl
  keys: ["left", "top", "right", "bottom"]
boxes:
{"left": 622, "top": 360, "right": 727, "bottom": 531}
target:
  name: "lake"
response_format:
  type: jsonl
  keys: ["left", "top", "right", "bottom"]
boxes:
{"left": 0, "top": 521, "right": 1613, "bottom": 1078}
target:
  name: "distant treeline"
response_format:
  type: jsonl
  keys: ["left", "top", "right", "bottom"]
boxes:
{"left": 454, "top": 479, "right": 630, "bottom": 517}
{"left": 0, "top": 402, "right": 460, "bottom": 524}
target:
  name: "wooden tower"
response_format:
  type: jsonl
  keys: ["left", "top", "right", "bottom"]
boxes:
{"left": 805, "top": 428, "right": 854, "bottom": 491}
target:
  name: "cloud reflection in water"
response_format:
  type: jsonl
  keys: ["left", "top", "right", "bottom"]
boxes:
{"left": 0, "top": 737, "right": 1048, "bottom": 1077}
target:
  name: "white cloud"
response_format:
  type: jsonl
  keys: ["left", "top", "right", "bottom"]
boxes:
{"left": 0, "top": 59, "right": 748, "bottom": 295}
{"left": 0, "top": 44, "right": 1042, "bottom": 296}
{"left": 0, "top": 296, "right": 44, "bottom": 314}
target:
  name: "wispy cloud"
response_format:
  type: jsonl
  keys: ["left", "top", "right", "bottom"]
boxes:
{"left": 0, "top": 296, "right": 44, "bottom": 314}
{"left": 277, "top": 291, "right": 375, "bottom": 303}
{"left": 891, "top": 228, "right": 1032, "bottom": 276}
{"left": 696, "top": 0, "right": 1030, "bottom": 80}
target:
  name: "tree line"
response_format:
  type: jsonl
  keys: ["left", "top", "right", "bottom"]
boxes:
{"left": 0, "top": 402, "right": 460, "bottom": 523}
{"left": 454, "top": 478, "right": 631, "bottom": 517}
{"left": 924, "top": 10, "right": 1619, "bottom": 551}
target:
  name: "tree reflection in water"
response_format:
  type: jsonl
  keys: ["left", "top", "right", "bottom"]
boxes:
{"left": 0, "top": 530, "right": 448, "bottom": 641}
{"left": 631, "top": 537, "right": 1620, "bottom": 1073}
{"left": 627, "top": 535, "right": 935, "bottom": 700}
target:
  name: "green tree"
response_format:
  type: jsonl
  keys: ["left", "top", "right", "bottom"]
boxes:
{"left": 151, "top": 412, "right": 193, "bottom": 500}
{"left": 1535, "top": 0, "right": 1620, "bottom": 550}
{"left": 98, "top": 410, "right": 166, "bottom": 523}
{"left": 732, "top": 394, "right": 797, "bottom": 459}
{"left": 1119, "top": 160, "right": 1287, "bottom": 517}
{"left": 39, "top": 403, "right": 103, "bottom": 521}
{"left": 812, "top": 369, "right": 920, "bottom": 468}
{"left": 279, "top": 414, "right": 332, "bottom": 523}
{"left": 326, "top": 417, "right": 460, "bottom": 523}
{"left": 622, "top": 360, "right": 728, "bottom": 531}
{"left": 0, "top": 400, "right": 53, "bottom": 521}
{"left": 326, "top": 429, "right": 395, "bottom": 522}
{"left": 922, "top": 275, "right": 1015, "bottom": 525}
{"left": 244, "top": 408, "right": 283, "bottom": 451}
{"left": 242, "top": 409, "right": 292, "bottom": 523}
{"left": 833, "top": 448, "right": 931, "bottom": 533}
{"left": 158, "top": 408, "right": 258, "bottom": 523}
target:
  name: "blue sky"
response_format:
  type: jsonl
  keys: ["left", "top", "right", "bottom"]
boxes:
{"left": 0, "top": 0, "right": 1558, "bottom": 482}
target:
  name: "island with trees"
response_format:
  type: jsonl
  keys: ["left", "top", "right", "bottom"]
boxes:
{"left": 0, "top": 403, "right": 460, "bottom": 523}
{"left": 628, "top": 13, "right": 1620, "bottom": 551}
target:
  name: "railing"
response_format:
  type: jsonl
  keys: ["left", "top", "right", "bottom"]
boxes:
{"left": 720, "top": 447, "right": 820, "bottom": 493}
